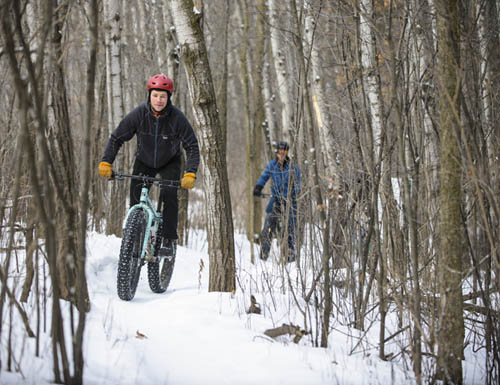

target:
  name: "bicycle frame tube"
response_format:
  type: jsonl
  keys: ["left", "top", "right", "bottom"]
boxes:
{"left": 122, "top": 185, "right": 163, "bottom": 259}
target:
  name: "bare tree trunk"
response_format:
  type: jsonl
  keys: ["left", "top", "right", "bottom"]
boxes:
{"left": 289, "top": 0, "right": 331, "bottom": 346}
{"left": 91, "top": 72, "right": 107, "bottom": 232}
{"left": 48, "top": 0, "right": 90, "bottom": 312}
{"left": 104, "top": 0, "right": 126, "bottom": 236}
{"left": 252, "top": 0, "right": 267, "bottom": 243}
{"left": 169, "top": 0, "right": 235, "bottom": 292}
{"left": 385, "top": 2, "right": 422, "bottom": 377}
{"left": 164, "top": 6, "right": 180, "bottom": 81}
{"left": 483, "top": 0, "right": 500, "bottom": 295}
{"left": 0, "top": 1, "right": 73, "bottom": 380}
{"left": 237, "top": 0, "right": 262, "bottom": 256}
{"left": 304, "top": 5, "right": 335, "bottom": 178}
{"left": 20, "top": 220, "right": 35, "bottom": 302}
{"left": 152, "top": 0, "right": 167, "bottom": 70}
{"left": 262, "top": 38, "right": 277, "bottom": 146}
{"left": 71, "top": 0, "right": 99, "bottom": 382}
{"left": 351, "top": 0, "right": 384, "bottom": 333}
{"left": 481, "top": 2, "right": 500, "bottom": 376}
{"left": 269, "top": 0, "right": 293, "bottom": 140}
{"left": 436, "top": 0, "right": 464, "bottom": 383}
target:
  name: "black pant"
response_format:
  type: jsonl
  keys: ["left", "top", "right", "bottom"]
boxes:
{"left": 130, "top": 157, "right": 181, "bottom": 240}
{"left": 260, "top": 199, "right": 296, "bottom": 258}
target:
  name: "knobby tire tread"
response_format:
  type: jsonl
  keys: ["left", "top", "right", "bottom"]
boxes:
{"left": 147, "top": 226, "right": 175, "bottom": 293}
{"left": 117, "top": 210, "right": 146, "bottom": 301}
{"left": 147, "top": 251, "right": 175, "bottom": 293}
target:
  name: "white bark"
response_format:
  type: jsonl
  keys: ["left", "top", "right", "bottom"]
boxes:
{"left": 359, "top": 0, "right": 382, "bottom": 163}
{"left": 152, "top": 0, "right": 167, "bottom": 70}
{"left": 168, "top": 0, "right": 235, "bottom": 292}
{"left": 130, "top": 2, "right": 143, "bottom": 58}
{"left": 269, "top": 0, "right": 292, "bottom": 140}
{"left": 104, "top": 0, "right": 124, "bottom": 132}
{"left": 163, "top": 4, "right": 179, "bottom": 78}
{"left": 104, "top": 0, "right": 126, "bottom": 236}
{"left": 304, "top": 8, "right": 335, "bottom": 177}
{"left": 263, "top": 56, "right": 277, "bottom": 144}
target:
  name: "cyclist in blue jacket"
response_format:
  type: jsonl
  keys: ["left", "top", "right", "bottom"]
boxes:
{"left": 253, "top": 141, "right": 301, "bottom": 262}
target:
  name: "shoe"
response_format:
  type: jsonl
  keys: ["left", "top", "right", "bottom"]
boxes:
{"left": 159, "top": 238, "right": 177, "bottom": 257}
{"left": 259, "top": 250, "right": 268, "bottom": 261}
{"left": 287, "top": 252, "right": 296, "bottom": 263}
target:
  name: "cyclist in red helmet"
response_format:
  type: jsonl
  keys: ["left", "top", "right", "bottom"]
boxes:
{"left": 99, "top": 74, "right": 200, "bottom": 257}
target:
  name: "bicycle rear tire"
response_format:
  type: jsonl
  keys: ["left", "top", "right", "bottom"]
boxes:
{"left": 148, "top": 239, "right": 175, "bottom": 293}
{"left": 117, "top": 209, "right": 146, "bottom": 300}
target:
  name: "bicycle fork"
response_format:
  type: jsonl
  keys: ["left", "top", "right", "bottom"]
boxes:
{"left": 122, "top": 204, "right": 161, "bottom": 263}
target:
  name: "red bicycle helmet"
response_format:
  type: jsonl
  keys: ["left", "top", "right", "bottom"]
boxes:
{"left": 147, "top": 74, "right": 174, "bottom": 93}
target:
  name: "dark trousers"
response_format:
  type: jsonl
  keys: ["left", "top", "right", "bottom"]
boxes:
{"left": 130, "top": 157, "right": 181, "bottom": 240}
{"left": 260, "top": 199, "right": 296, "bottom": 257}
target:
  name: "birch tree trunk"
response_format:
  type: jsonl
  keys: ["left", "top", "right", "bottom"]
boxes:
{"left": 251, "top": 0, "right": 266, "bottom": 247}
{"left": 105, "top": 0, "right": 124, "bottom": 134}
{"left": 169, "top": 0, "right": 235, "bottom": 292}
{"left": 164, "top": 7, "right": 180, "bottom": 80}
{"left": 269, "top": 0, "right": 292, "bottom": 140}
{"left": 359, "top": 0, "right": 382, "bottom": 162}
{"left": 263, "top": 41, "right": 277, "bottom": 146}
{"left": 304, "top": 6, "right": 335, "bottom": 178}
{"left": 352, "top": 0, "right": 384, "bottom": 333}
{"left": 104, "top": 0, "right": 126, "bottom": 236}
{"left": 152, "top": 0, "right": 168, "bottom": 70}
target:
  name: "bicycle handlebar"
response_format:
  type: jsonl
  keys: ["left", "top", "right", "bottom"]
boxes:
{"left": 256, "top": 193, "right": 299, "bottom": 200}
{"left": 110, "top": 172, "right": 181, "bottom": 188}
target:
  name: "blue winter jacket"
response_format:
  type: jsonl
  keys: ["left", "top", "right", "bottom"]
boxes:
{"left": 256, "top": 158, "right": 301, "bottom": 214}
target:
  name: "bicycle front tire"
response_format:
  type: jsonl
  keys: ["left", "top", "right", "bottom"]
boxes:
{"left": 117, "top": 209, "right": 147, "bottom": 301}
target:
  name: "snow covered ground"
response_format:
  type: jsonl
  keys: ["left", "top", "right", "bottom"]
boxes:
{"left": 0, "top": 230, "right": 486, "bottom": 384}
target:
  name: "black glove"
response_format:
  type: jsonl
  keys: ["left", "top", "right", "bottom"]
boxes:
{"left": 253, "top": 184, "right": 263, "bottom": 197}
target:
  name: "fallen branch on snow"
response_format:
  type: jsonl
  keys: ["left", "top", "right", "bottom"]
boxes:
{"left": 264, "top": 323, "right": 309, "bottom": 344}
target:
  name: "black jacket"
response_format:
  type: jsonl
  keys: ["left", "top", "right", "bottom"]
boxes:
{"left": 102, "top": 99, "right": 200, "bottom": 173}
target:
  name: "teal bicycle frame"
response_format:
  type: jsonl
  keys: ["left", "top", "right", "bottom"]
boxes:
{"left": 114, "top": 173, "right": 179, "bottom": 263}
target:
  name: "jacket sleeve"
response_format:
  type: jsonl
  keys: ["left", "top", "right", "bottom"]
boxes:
{"left": 178, "top": 114, "right": 200, "bottom": 174}
{"left": 256, "top": 161, "right": 273, "bottom": 187}
{"left": 293, "top": 164, "right": 302, "bottom": 194}
{"left": 101, "top": 106, "right": 141, "bottom": 164}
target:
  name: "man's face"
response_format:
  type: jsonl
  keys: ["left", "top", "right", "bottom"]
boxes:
{"left": 277, "top": 149, "right": 287, "bottom": 162}
{"left": 150, "top": 90, "right": 168, "bottom": 112}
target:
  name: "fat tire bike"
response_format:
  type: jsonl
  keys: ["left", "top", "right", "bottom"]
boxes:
{"left": 111, "top": 172, "right": 180, "bottom": 301}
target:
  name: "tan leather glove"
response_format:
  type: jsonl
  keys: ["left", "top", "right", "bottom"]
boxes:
{"left": 99, "top": 161, "right": 113, "bottom": 178}
{"left": 181, "top": 172, "right": 196, "bottom": 189}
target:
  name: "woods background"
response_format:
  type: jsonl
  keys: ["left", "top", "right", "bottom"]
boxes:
{"left": 1, "top": 0, "right": 499, "bottom": 384}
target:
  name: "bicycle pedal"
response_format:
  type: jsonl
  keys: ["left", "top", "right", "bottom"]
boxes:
{"left": 159, "top": 255, "right": 174, "bottom": 263}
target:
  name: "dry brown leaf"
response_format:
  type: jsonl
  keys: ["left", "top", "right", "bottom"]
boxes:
{"left": 136, "top": 330, "right": 148, "bottom": 339}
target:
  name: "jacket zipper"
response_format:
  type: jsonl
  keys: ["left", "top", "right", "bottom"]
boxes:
{"left": 154, "top": 116, "right": 159, "bottom": 168}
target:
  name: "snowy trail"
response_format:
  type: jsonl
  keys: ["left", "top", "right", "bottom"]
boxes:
{"left": 0, "top": 231, "right": 428, "bottom": 385}
{"left": 82, "top": 233, "right": 335, "bottom": 385}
